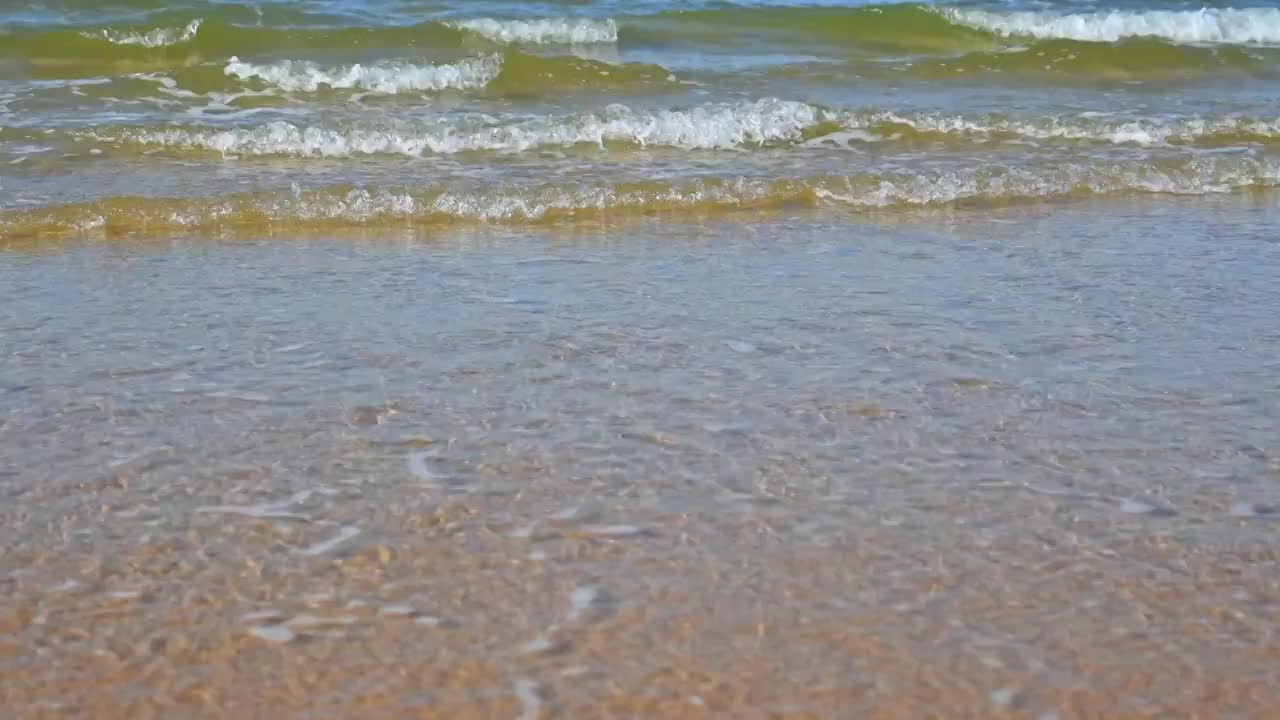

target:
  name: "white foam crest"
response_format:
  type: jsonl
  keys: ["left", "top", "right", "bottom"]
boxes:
{"left": 816, "top": 156, "right": 1280, "bottom": 208}
{"left": 447, "top": 17, "right": 618, "bottom": 45}
{"left": 279, "top": 187, "right": 421, "bottom": 222}
{"left": 428, "top": 178, "right": 780, "bottom": 222}
{"left": 223, "top": 55, "right": 502, "bottom": 94}
{"left": 93, "top": 98, "right": 823, "bottom": 157}
{"left": 87, "top": 18, "right": 202, "bottom": 47}
{"left": 943, "top": 7, "right": 1280, "bottom": 45}
{"left": 847, "top": 112, "right": 1280, "bottom": 146}
{"left": 431, "top": 159, "right": 1280, "bottom": 220}
{"left": 427, "top": 159, "right": 1280, "bottom": 220}
{"left": 13, "top": 158, "right": 1280, "bottom": 238}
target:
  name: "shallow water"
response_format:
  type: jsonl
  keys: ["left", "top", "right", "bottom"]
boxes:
{"left": 3, "top": 0, "right": 1280, "bottom": 716}
{"left": 3, "top": 198, "right": 1280, "bottom": 717}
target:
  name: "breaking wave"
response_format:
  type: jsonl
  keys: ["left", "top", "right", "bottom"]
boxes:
{"left": 5, "top": 156, "right": 1278, "bottom": 238}
{"left": 223, "top": 55, "right": 502, "bottom": 94}
{"left": 836, "top": 111, "right": 1280, "bottom": 147}
{"left": 85, "top": 18, "right": 203, "bottom": 47}
{"left": 86, "top": 98, "right": 823, "bottom": 156}
{"left": 217, "top": 52, "right": 674, "bottom": 96}
{"left": 445, "top": 18, "right": 618, "bottom": 45}
{"left": 82, "top": 100, "right": 1280, "bottom": 159}
{"left": 943, "top": 7, "right": 1280, "bottom": 45}
{"left": 9, "top": 5, "right": 1280, "bottom": 80}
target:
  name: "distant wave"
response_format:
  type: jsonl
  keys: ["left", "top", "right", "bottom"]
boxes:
{"left": 224, "top": 55, "right": 502, "bottom": 93}
{"left": 445, "top": 18, "right": 618, "bottom": 45}
{"left": 84, "top": 18, "right": 203, "bottom": 47}
{"left": 11, "top": 5, "right": 1280, "bottom": 80}
{"left": 219, "top": 52, "right": 673, "bottom": 97}
{"left": 943, "top": 7, "right": 1280, "bottom": 45}
{"left": 838, "top": 111, "right": 1280, "bottom": 147}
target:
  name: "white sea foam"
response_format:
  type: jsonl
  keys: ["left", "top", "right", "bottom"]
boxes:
{"left": 224, "top": 55, "right": 502, "bottom": 94}
{"left": 426, "top": 157, "right": 1280, "bottom": 220}
{"left": 94, "top": 98, "right": 823, "bottom": 157}
{"left": 944, "top": 7, "right": 1280, "bottom": 45}
{"left": 447, "top": 17, "right": 618, "bottom": 45}
{"left": 846, "top": 112, "right": 1280, "bottom": 146}
{"left": 93, "top": 102, "right": 1280, "bottom": 160}
{"left": 13, "top": 158, "right": 1280, "bottom": 238}
{"left": 814, "top": 156, "right": 1280, "bottom": 208}
{"left": 87, "top": 18, "right": 202, "bottom": 47}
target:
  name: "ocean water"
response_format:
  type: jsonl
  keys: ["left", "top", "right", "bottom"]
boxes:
{"left": 2, "top": 1, "right": 1280, "bottom": 717}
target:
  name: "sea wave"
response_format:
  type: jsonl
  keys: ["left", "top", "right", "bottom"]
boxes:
{"left": 902, "top": 36, "right": 1264, "bottom": 80}
{"left": 5, "top": 156, "right": 1278, "bottom": 238}
{"left": 86, "top": 98, "right": 822, "bottom": 156}
{"left": 1, "top": 20, "right": 466, "bottom": 71}
{"left": 11, "top": 4, "right": 1280, "bottom": 80}
{"left": 224, "top": 55, "right": 502, "bottom": 94}
{"left": 839, "top": 111, "right": 1280, "bottom": 147}
{"left": 942, "top": 7, "right": 1280, "bottom": 45}
{"left": 84, "top": 18, "right": 203, "bottom": 47}
{"left": 446, "top": 18, "right": 618, "bottom": 45}
{"left": 83, "top": 101, "right": 1280, "bottom": 158}
{"left": 218, "top": 52, "right": 673, "bottom": 96}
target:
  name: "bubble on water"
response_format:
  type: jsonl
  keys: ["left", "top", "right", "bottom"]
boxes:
{"left": 107, "top": 446, "right": 171, "bottom": 470}
{"left": 406, "top": 451, "right": 437, "bottom": 482}
{"left": 197, "top": 489, "right": 314, "bottom": 521}
{"left": 1229, "top": 501, "right": 1278, "bottom": 518}
{"left": 513, "top": 679, "right": 542, "bottom": 720}
{"left": 578, "top": 524, "right": 648, "bottom": 538}
{"left": 990, "top": 688, "right": 1017, "bottom": 707}
{"left": 300, "top": 526, "right": 360, "bottom": 556}
{"left": 1118, "top": 497, "right": 1176, "bottom": 516}
{"left": 468, "top": 293, "right": 521, "bottom": 304}
{"left": 286, "top": 614, "right": 358, "bottom": 630}
{"left": 196, "top": 503, "right": 310, "bottom": 520}
{"left": 204, "top": 390, "right": 272, "bottom": 403}
{"left": 241, "top": 610, "right": 285, "bottom": 622}
{"left": 522, "top": 636, "right": 554, "bottom": 654}
{"left": 549, "top": 505, "right": 581, "bottom": 521}
{"left": 248, "top": 625, "right": 294, "bottom": 643}
{"left": 567, "top": 585, "right": 598, "bottom": 622}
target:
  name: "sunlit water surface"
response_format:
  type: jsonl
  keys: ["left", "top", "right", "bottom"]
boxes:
{"left": 3, "top": 197, "right": 1279, "bottom": 717}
